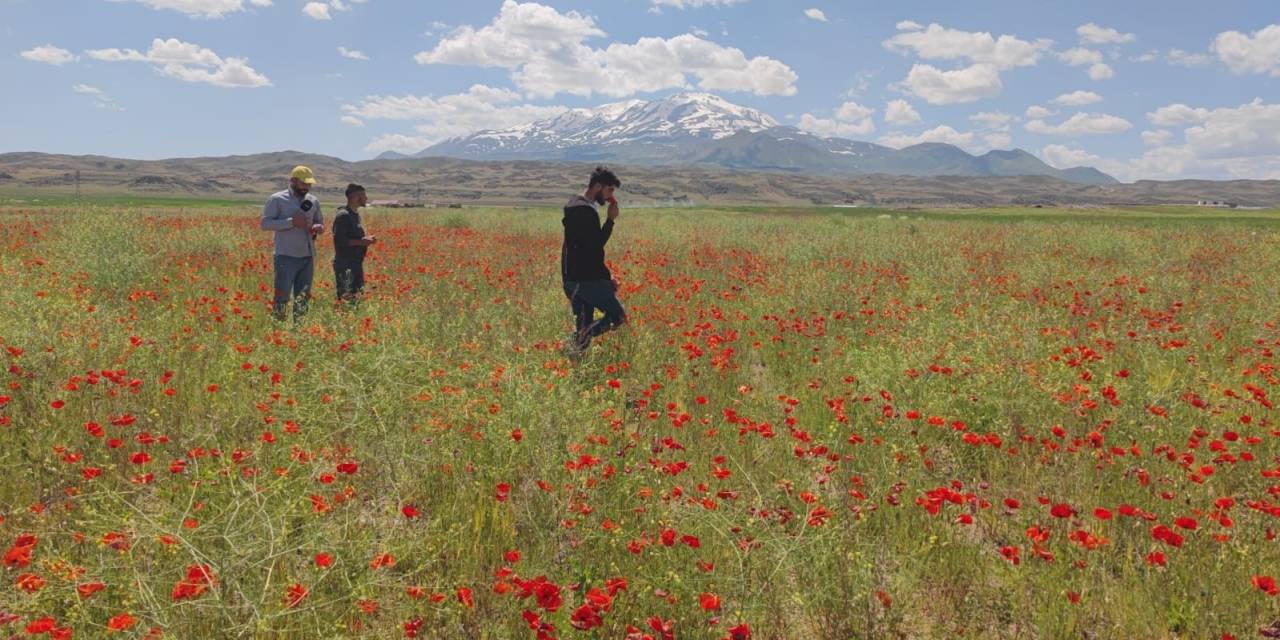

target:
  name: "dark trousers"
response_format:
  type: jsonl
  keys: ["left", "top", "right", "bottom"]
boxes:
{"left": 563, "top": 279, "right": 626, "bottom": 345}
{"left": 334, "top": 260, "right": 365, "bottom": 301}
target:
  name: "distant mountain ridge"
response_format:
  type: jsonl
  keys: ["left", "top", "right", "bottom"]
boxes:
{"left": 382, "top": 92, "right": 1117, "bottom": 185}
{"left": 3, "top": 151, "right": 1277, "bottom": 208}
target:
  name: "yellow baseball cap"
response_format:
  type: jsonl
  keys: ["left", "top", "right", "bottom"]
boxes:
{"left": 290, "top": 165, "right": 317, "bottom": 185}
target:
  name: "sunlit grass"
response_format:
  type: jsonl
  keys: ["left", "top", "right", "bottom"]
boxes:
{"left": 0, "top": 202, "right": 1278, "bottom": 639}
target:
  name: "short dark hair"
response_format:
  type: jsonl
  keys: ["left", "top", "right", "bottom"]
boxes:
{"left": 588, "top": 166, "right": 621, "bottom": 189}
{"left": 345, "top": 183, "right": 365, "bottom": 198}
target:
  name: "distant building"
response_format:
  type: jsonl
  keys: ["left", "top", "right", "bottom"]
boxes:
{"left": 1196, "top": 200, "right": 1238, "bottom": 209}
{"left": 368, "top": 200, "right": 425, "bottom": 208}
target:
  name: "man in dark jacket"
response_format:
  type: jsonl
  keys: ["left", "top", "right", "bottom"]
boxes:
{"left": 562, "top": 166, "right": 625, "bottom": 353}
{"left": 332, "top": 183, "right": 376, "bottom": 305}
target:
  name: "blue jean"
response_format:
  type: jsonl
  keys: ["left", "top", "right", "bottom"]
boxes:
{"left": 564, "top": 279, "right": 626, "bottom": 345}
{"left": 272, "top": 255, "right": 314, "bottom": 320}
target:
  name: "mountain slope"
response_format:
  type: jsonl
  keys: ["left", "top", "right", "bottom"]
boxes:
{"left": 411, "top": 93, "right": 1116, "bottom": 184}
{"left": 423, "top": 92, "right": 778, "bottom": 163}
{"left": 3, "top": 151, "right": 1277, "bottom": 207}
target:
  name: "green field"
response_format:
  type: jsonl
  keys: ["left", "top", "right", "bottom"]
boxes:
{"left": 1, "top": 199, "right": 1279, "bottom": 639}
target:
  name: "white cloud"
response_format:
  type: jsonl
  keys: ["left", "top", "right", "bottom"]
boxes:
{"left": 970, "top": 111, "right": 1012, "bottom": 130}
{"left": 984, "top": 132, "right": 1012, "bottom": 148}
{"left": 895, "top": 20, "right": 922, "bottom": 31}
{"left": 1167, "top": 48, "right": 1213, "bottom": 67}
{"left": 302, "top": 2, "right": 330, "bottom": 19}
{"left": 1041, "top": 144, "right": 1101, "bottom": 168}
{"left": 1025, "top": 112, "right": 1132, "bottom": 136}
{"left": 650, "top": 0, "right": 746, "bottom": 8}
{"left": 416, "top": 1, "right": 796, "bottom": 98}
{"left": 1147, "top": 103, "right": 1210, "bottom": 126}
{"left": 364, "top": 134, "right": 435, "bottom": 155}
{"left": 1133, "top": 50, "right": 1158, "bottom": 63}
{"left": 1076, "top": 23, "right": 1135, "bottom": 45}
{"left": 1180, "top": 98, "right": 1280, "bottom": 159}
{"left": 1057, "top": 47, "right": 1114, "bottom": 79}
{"left": 107, "top": 0, "right": 273, "bottom": 19}
{"left": 423, "top": 20, "right": 449, "bottom": 36}
{"left": 804, "top": 8, "right": 827, "bottom": 22}
{"left": 338, "top": 46, "right": 368, "bottom": 60}
{"left": 1212, "top": 24, "right": 1280, "bottom": 76}
{"left": 898, "top": 63, "right": 1002, "bottom": 105}
{"left": 883, "top": 23, "right": 1051, "bottom": 70}
{"left": 347, "top": 84, "right": 570, "bottom": 152}
{"left": 1141, "top": 129, "right": 1173, "bottom": 146}
{"left": 1057, "top": 47, "right": 1103, "bottom": 66}
{"left": 1025, "top": 105, "right": 1053, "bottom": 119}
{"left": 884, "top": 23, "right": 1048, "bottom": 105}
{"left": 1044, "top": 99, "right": 1280, "bottom": 180}
{"left": 879, "top": 125, "right": 974, "bottom": 149}
{"left": 303, "top": 0, "right": 369, "bottom": 20}
{"left": 72, "top": 83, "right": 122, "bottom": 111}
{"left": 19, "top": 44, "right": 78, "bottom": 65}
{"left": 1051, "top": 90, "right": 1102, "bottom": 106}
{"left": 884, "top": 99, "right": 921, "bottom": 125}
{"left": 797, "top": 101, "right": 875, "bottom": 138}
{"left": 86, "top": 38, "right": 270, "bottom": 88}
{"left": 341, "top": 115, "right": 364, "bottom": 127}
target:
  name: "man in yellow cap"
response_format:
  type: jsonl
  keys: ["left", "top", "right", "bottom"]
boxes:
{"left": 261, "top": 166, "right": 325, "bottom": 321}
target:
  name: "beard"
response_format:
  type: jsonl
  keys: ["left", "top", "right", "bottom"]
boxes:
{"left": 594, "top": 192, "right": 607, "bottom": 205}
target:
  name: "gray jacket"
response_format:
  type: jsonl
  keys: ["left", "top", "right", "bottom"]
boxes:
{"left": 261, "top": 189, "right": 324, "bottom": 258}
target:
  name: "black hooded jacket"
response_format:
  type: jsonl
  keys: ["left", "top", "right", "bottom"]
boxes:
{"left": 561, "top": 195, "right": 614, "bottom": 282}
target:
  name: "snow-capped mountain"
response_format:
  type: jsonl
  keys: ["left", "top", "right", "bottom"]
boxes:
{"left": 418, "top": 92, "right": 779, "bottom": 162}
{"left": 382, "top": 92, "right": 1116, "bottom": 185}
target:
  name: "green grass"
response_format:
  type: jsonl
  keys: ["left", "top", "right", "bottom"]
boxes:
{"left": 0, "top": 203, "right": 1278, "bottom": 639}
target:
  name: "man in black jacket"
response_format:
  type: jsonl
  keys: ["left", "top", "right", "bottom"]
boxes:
{"left": 332, "top": 183, "right": 376, "bottom": 305}
{"left": 562, "top": 166, "right": 625, "bottom": 353}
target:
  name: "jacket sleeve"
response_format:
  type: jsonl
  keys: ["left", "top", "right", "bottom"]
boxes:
{"left": 260, "top": 197, "right": 292, "bottom": 231}
{"left": 599, "top": 218, "right": 614, "bottom": 247}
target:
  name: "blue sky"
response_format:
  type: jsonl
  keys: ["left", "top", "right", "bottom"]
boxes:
{"left": 4, "top": 0, "right": 1278, "bottom": 180}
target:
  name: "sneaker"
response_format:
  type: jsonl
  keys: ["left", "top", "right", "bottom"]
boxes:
{"left": 560, "top": 332, "right": 590, "bottom": 358}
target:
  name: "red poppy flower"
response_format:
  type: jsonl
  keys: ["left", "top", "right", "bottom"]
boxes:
{"left": 171, "top": 564, "right": 216, "bottom": 601}
{"left": 26, "top": 617, "right": 57, "bottom": 634}
{"left": 285, "top": 583, "right": 308, "bottom": 608}
{"left": 107, "top": 613, "right": 138, "bottom": 632}
{"left": 699, "top": 592, "right": 721, "bottom": 611}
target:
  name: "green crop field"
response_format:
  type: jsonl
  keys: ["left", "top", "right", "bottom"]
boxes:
{"left": 2, "top": 199, "right": 1279, "bottom": 639}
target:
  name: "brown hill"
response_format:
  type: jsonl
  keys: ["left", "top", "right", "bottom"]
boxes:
{"left": 1, "top": 151, "right": 1277, "bottom": 208}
